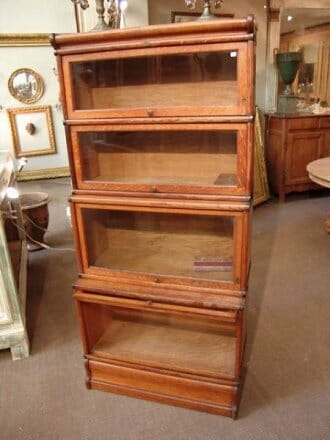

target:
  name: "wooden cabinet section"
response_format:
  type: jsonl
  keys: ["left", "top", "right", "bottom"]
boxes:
{"left": 71, "top": 199, "right": 250, "bottom": 291}
{"left": 70, "top": 123, "right": 253, "bottom": 197}
{"left": 265, "top": 114, "right": 330, "bottom": 201}
{"left": 52, "top": 16, "right": 255, "bottom": 418}
{"left": 59, "top": 32, "right": 255, "bottom": 119}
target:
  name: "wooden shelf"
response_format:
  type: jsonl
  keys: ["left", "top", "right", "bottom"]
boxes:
{"left": 93, "top": 228, "right": 233, "bottom": 282}
{"left": 91, "top": 174, "right": 236, "bottom": 186}
{"left": 90, "top": 81, "right": 238, "bottom": 110}
{"left": 92, "top": 313, "right": 236, "bottom": 379}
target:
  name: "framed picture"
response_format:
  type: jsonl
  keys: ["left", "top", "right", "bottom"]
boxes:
{"left": 171, "top": 11, "right": 234, "bottom": 23}
{"left": 7, "top": 106, "right": 57, "bottom": 158}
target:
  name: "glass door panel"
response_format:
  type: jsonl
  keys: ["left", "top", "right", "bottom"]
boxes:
{"left": 77, "top": 129, "right": 238, "bottom": 189}
{"left": 71, "top": 50, "right": 238, "bottom": 112}
{"left": 81, "top": 208, "right": 235, "bottom": 283}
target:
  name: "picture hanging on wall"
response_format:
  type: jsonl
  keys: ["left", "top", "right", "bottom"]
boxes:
{"left": 8, "top": 67, "right": 45, "bottom": 105}
{"left": 7, "top": 106, "right": 57, "bottom": 158}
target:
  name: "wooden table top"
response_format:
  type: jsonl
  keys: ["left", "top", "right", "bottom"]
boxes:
{"left": 307, "top": 157, "right": 330, "bottom": 189}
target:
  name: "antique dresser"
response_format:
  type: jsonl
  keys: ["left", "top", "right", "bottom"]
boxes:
{"left": 51, "top": 15, "right": 256, "bottom": 417}
{"left": 265, "top": 113, "right": 330, "bottom": 201}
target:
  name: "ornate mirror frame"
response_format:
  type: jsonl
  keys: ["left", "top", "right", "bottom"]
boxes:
{"left": 8, "top": 67, "right": 45, "bottom": 104}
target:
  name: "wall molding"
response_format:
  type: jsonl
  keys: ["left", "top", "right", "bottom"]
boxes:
{"left": 0, "top": 33, "right": 50, "bottom": 47}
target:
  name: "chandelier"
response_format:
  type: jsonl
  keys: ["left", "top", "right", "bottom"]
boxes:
{"left": 185, "top": 0, "right": 224, "bottom": 21}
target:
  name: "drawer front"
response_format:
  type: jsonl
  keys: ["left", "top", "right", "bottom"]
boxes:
{"left": 75, "top": 291, "right": 242, "bottom": 382}
{"left": 62, "top": 41, "right": 254, "bottom": 119}
{"left": 71, "top": 200, "right": 250, "bottom": 291}
{"left": 69, "top": 123, "right": 253, "bottom": 197}
{"left": 319, "top": 116, "right": 330, "bottom": 129}
{"left": 88, "top": 360, "right": 237, "bottom": 416}
{"left": 288, "top": 117, "right": 319, "bottom": 131}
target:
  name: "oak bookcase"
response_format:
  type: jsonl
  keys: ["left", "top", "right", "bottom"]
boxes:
{"left": 51, "top": 15, "right": 255, "bottom": 418}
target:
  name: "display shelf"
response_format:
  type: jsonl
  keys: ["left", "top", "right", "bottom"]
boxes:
{"left": 88, "top": 81, "right": 238, "bottom": 110}
{"left": 69, "top": 124, "right": 255, "bottom": 196}
{"left": 71, "top": 50, "right": 238, "bottom": 112}
{"left": 80, "top": 207, "right": 235, "bottom": 283}
{"left": 77, "top": 294, "right": 240, "bottom": 381}
{"left": 93, "top": 231, "right": 233, "bottom": 282}
{"left": 92, "top": 313, "right": 236, "bottom": 379}
{"left": 53, "top": 16, "right": 255, "bottom": 417}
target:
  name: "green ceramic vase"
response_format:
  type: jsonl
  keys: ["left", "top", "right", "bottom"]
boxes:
{"left": 276, "top": 52, "right": 302, "bottom": 96}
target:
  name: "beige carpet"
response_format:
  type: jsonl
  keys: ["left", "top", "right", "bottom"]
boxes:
{"left": 1, "top": 178, "right": 329, "bottom": 440}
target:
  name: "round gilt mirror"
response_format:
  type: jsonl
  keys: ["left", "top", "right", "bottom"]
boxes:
{"left": 8, "top": 68, "right": 44, "bottom": 104}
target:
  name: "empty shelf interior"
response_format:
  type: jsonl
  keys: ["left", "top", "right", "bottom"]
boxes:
{"left": 90, "top": 308, "right": 237, "bottom": 379}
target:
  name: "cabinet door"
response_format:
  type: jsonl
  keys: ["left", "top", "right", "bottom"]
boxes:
{"left": 63, "top": 42, "right": 253, "bottom": 119}
{"left": 72, "top": 201, "right": 250, "bottom": 291}
{"left": 69, "top": 123, "right": 253, "bottom": 197}
{"left": 319, "top": 117, "right": 330, "bottom": 157}
{"left": 323, "top": 131, "right": 330, "bottom": 157}
{"left": 286, "top": 132, "right": 324, "bottom": 185}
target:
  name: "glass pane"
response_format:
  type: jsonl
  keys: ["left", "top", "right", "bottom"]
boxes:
{"left": 83, "top": 301, "right": 236, "bottom": 378}
{"left": 82, "top": 208, "right": 234, "bottom": 282}
{"left": 72, "top": 51, "right": 238, "bottom": 110}
{"left": 79, "top": 130, "right": 237, "bottom": 187}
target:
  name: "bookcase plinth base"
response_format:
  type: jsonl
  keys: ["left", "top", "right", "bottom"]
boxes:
{"left": 86, "top": 358, "right": 242, "bottom": 418}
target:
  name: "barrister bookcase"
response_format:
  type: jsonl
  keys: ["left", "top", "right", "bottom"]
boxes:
{"left": 51, "top": 15, "right": 255, "bottom": 418}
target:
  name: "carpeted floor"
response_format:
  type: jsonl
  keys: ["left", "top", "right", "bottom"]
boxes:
{"left": 1, "top": 178, "right": 329, "bottom": 440}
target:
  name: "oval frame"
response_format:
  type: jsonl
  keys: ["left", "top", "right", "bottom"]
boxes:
{"left": 8, "top": 68, "right": 44, "bottom": 104}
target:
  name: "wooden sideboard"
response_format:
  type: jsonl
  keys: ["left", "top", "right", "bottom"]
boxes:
{"left": 265, "top": 113, "right": 330, "bottom": 201}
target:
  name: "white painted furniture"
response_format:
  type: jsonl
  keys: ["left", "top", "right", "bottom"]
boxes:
{"left": 0, "top": 151, "right": 29, "bottom": 360}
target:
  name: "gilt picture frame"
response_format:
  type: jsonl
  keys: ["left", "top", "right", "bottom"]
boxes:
{"left": 8, "top": 68, "right": 45, "bottom": 104}
{"left": 0, "top": 33, "right": 50, "bottom": 47}
{"left": 7, "top": 106, "right": 57, "bottom": 158}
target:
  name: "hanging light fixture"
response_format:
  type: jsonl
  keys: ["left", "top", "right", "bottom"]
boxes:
{"left": 185, "top": 0, "right": 224, "bottom": 21}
